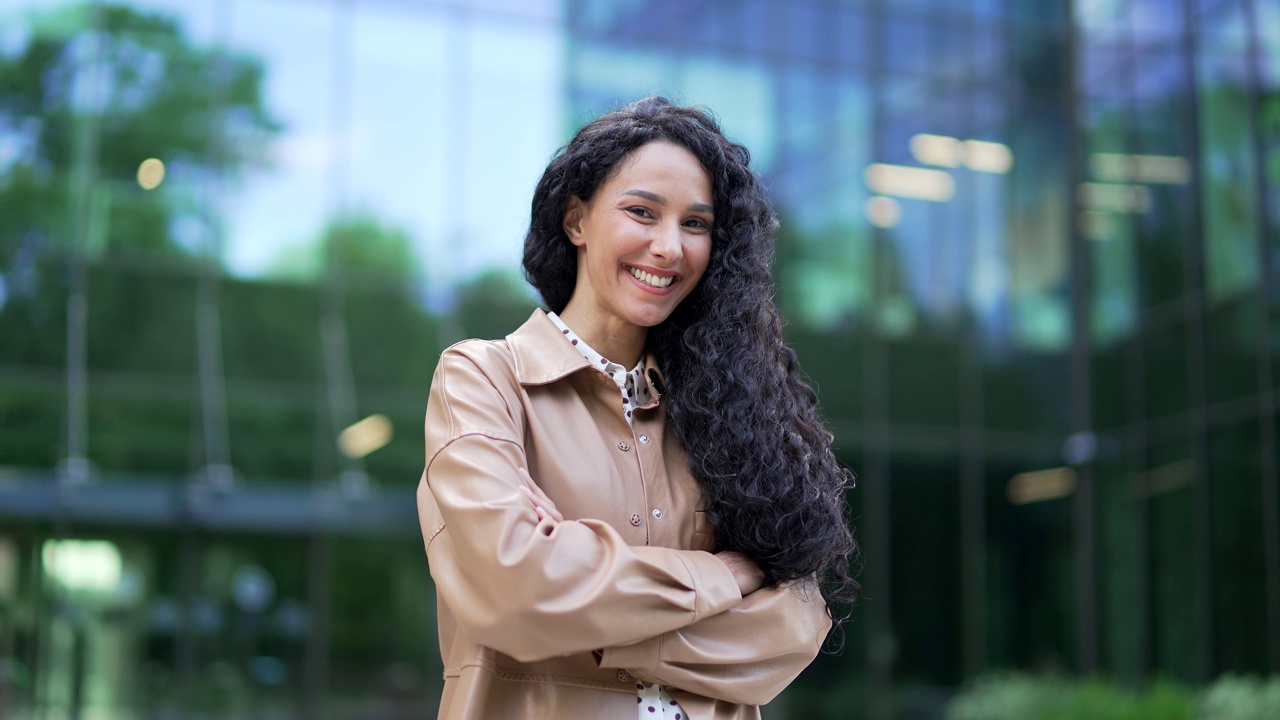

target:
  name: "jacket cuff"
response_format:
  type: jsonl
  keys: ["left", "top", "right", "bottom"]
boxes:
{"left": 599, "top": 552, "right": 739, "bottom": 677}
{"left": 680, "top": 551, "right": 742, "bottom": 620}
{"left": 598, "top": 635, "right": 661, "bottom": 675}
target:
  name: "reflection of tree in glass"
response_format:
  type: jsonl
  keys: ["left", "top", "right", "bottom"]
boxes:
{"left": 0, "top": 4, "right": 282, "bottom": 469}
{"left": 452, "top": 269, "right": 538, "bottom": 343}
{"left": 266, "top": 214, "right": 424, "bottom": 282}
{"left": 0, "top": 3, "right": 279, "bottom": 253}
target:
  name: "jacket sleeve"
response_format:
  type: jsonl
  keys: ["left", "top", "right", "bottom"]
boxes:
{"left": 596, "top": 580, "right": 832, "bottom": 706}
{"left": 419, "top": 347, "right": 743, "bottom": 663}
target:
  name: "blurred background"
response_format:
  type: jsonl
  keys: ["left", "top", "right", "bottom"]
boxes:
{"left": 0, "top": 0, "right": 1278, "bottom": 718}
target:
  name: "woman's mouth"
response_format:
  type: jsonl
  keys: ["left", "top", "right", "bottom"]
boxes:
{"left": 626, "top": 265, "right": 676, "bottom": 289}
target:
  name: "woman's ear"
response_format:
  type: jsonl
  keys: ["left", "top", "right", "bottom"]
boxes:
{"left": 563, "top": 195, "right": 587, "bottom": 248}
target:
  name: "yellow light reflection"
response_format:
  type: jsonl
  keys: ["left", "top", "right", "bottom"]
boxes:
{"left": 1090, "top": 153, "right": 1191, "bottom": 185}
{"left": 910, "top": 134, "right": 1014, "bottom": 174}
{"left": 864, "top": 196, "right": 902, "bottom": 228}
{"left": 338, "top": 414, "right": 393, "bottom": 459}
{"left": 42, "top": 539, "right": 122, "bottom": 593}
{"left": 137, "top": 158, "right": 165, "bottom": 190}
{"left": 1139, "top": 459, "right": 1196, "bottom": 497}
{"left": 1007, "top": 467, "right": 1077, "bottom": 505}
{"left": 962, "top": 139, "right": 1014, "bottom": 173}
{"left": 1078, "top": 182, "right": 1151, "bottom": 213}
{"left": 0, "top": 538, "right": 17, "bottom": 600}
{"left": 909, "top": 133, "right": 962, "bottom": 167}
{"left": 864, "top": 164, "right": 955, "bottom": 202}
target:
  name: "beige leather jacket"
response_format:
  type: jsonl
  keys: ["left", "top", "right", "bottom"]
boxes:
{"left": 418, "top": 310, "right": 832, "bottom": 720}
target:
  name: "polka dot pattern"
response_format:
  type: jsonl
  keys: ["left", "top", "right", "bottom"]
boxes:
{"left": 547, "top": 313, "right": 683, "bottom": 720}
{"left": 548, "top": 312, "right": 652, "bottom": 427}
{"left": 637, "top": 681, "right": 685, "bottom": 720}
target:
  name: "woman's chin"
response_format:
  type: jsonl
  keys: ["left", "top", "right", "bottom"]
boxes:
{"left": 625, "top": 306, "right": 675, "bottom": 329}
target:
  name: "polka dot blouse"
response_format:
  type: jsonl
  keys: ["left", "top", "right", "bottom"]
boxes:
{"left": 547, "top": 312, "right": 685, "bottom": 720}
{"left": 547, "top": 312, "right": 652, "bottom": 424}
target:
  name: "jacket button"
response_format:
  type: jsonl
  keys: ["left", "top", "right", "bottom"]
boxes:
{"left": 651, "top": 508, "right": 663, "bottom": 520}
{"left": 617, "top": 669, "right": 633, "bottom": 683}
{"left": 638, "top": 434, "right": 650, "bottom": 444}
{"left": 629, "top": 513, "right": 642, "bottom": 526}
{"left": 617, "top": 440, "right": 630, "bottom": 451}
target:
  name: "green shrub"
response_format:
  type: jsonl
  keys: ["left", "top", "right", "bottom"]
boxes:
{"left": 947, "top": 673, "right": 1197, "bottom": 720}
{"left": 1201, "top": 674, "right": 1280, "bottom": 720}
{"left": 946, "top": 673, "right": 1065, "bottom": 720}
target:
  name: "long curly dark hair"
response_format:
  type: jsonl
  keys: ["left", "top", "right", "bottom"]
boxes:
{"left": 522, "top": 96, "right": 859, "bottom": 620}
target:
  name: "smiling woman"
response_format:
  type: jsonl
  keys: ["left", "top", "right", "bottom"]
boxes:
{"left": 559, "top": 141, "right": 715, "bottom": 363}
{"left": 417, "top": 97, "right": 858, "bottom": 720}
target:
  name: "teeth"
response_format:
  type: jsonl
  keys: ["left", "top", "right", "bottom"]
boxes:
{"left": 629, "top": 267, "right": 673, "bottom": 288}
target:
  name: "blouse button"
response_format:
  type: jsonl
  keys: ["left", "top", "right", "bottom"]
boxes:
{"left": 651, "top": 508, "right": 663, "bottom": 520}
{"left": 617, "top": 440, "right": 630, "bottom": 451}
{"left": 629, "top": 513, "right": 642, "bottom": 526}
{"left": 617, "top": 670, "right": 634, "bottom": 683}
{"left": 638, "top": 434, "right": 650, "bottom": 444}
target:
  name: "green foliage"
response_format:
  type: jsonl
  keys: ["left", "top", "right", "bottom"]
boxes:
{"left": 265, "top": 213, "right": 426, "bottom": 283}
{"left": 452, "top": 269, "right": 538, "bottom": 342}
{"left": 0, "top": 2, "right": 279, "bottom": 258}
{"left": 1202, "top": 675, "right": 1280, "bottom": 720}
{"left": 947, "top": 673, "right": 1200, "bottom": 720}
{"left": 946, "top": 673, "right": 1067, "bottom": 720}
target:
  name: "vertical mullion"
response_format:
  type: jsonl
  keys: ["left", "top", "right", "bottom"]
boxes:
{"left": 864, "top": 3, "right": 892, "bottom": 719}
{"left": 1242, "top": 0, "right": 1280, "bottom": 674}
{"left": 959, "top": 0, "right": 991, "bottom": 682}
{"left": 1064, "top": 0, "right": 1098, "bottom": 675}
{"left": 1118, "top": 0, "right": 1154, "bottom": 683}
{"left": 1180, "top": 0, "right": 1215, "bottom": 682}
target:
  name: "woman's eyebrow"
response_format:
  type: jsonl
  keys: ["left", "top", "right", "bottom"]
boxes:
{"left": 622, "top": 189, "right": 713, "bottom": 215}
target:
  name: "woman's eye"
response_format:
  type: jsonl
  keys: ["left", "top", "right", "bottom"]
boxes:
{"left": 684, "top": 218, "right": 710, "bottom": 230}
{"left": 627, "top": 207, "right": 654, "bottom": 219}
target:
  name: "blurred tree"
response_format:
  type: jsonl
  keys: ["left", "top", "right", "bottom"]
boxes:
{"left": 265, "top": 213, "right": 424, "bottom": 283}
{"left": 0, "top": 2, "right": 278, "bottom": 257}
{"left": 0, "top": 1, "right": 279, "bottom": 467}
{"left": 451, "top": 269, "right": 537, "bottom": 343}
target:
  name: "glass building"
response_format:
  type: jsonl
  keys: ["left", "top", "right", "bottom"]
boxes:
{"left": 0, "top": 0, "right": 1277, "bottom": 718}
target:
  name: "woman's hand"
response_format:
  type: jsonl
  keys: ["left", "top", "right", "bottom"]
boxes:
{"left": 517, "top": 467, "right": 564, "bottom": 523}
{"left": 716, "top": 551, "right": 765, "bottom": 596}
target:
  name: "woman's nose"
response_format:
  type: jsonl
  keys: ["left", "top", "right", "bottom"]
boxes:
{"left": 649, "top": 221, "right": 684, "bottom": 263}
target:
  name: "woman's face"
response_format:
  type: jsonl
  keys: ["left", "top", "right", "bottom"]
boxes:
{"left": 562, "top": 141, "right": 714, "bottom": 332}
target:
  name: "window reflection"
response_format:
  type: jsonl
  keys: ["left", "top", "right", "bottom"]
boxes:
{"left": 3, "top": 0, "right": 1279, "bottom": 717}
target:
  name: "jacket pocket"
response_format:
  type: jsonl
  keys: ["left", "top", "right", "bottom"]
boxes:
{"left": 692, "top": 510, "right": 716, "bottom": 551}
{"left": 694, "top": 510, "right": 714, "bottom": 536}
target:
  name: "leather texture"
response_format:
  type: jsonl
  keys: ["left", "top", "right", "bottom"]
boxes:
{"left": 419, "top": 309, "right": 832, "bottom": 719}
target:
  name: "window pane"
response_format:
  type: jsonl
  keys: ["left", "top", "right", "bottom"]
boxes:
{"left": 1146, "top": 435, "right": 1201, "bottom": 681}
{"left": 1205, "top": 291, "right": 1261, "bottom": 403}
{"left": 1097, "top": 450, "right": 1144, "bottom": 678}
{"left": 1208, "top": 418, "right": 1268, "bottom": 673}
{"left": 1197, "top": 51, "right": 1262, "bottom": 304}
{"left": 985, "top": 452, "right": 1075, "bottom": 669}
{"left": 888, "top": 335, "right": 960, "bottom": 427}
{"left": 983, "top": 351, "right": 1071, "bottom": 433}
{"left": 890, "top": 457, "right": 962, "bottom": 685}
{"left": 1143, "top": 319, "right": 1190, "bottom": 419}
{"left": 223, "top": 0, "right": 335, "bottom": 280}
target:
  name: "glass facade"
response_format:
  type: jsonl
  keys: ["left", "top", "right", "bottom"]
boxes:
{"left": 0, "top": 0, "right": 1277, "bottom": 718}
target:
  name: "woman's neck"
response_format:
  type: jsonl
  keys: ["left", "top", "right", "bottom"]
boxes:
{"left": 557, "top": 304, "right": 647, "bottom": 369}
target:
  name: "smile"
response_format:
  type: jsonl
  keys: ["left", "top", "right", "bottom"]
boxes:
{"left": 626, "top": 265, "right": 676, "bottom": 288}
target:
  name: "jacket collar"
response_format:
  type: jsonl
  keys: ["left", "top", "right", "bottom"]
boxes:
{"left": 507, "top": 309, "right": 666, "bottom": 406}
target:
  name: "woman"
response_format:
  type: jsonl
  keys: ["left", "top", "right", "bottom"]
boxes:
{"left": 418, "top": 97, "right": 857, "bottom": 720}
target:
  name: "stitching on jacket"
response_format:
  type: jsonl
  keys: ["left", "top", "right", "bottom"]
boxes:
{"left": 425, "top": 521, "right": 446, "bottom": 549}
{"left": 425, "top": 430, "right": 522, "bottom": 475}
{"left": 445, "top": 661, "right": 634, "bottom": 693}
{"left": 670, "top": 553, "right": 701, "bottom": 623}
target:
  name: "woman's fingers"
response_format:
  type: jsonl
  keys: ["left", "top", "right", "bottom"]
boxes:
{"left": 517, "top": 471, "right": 564, "bottom": 522}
